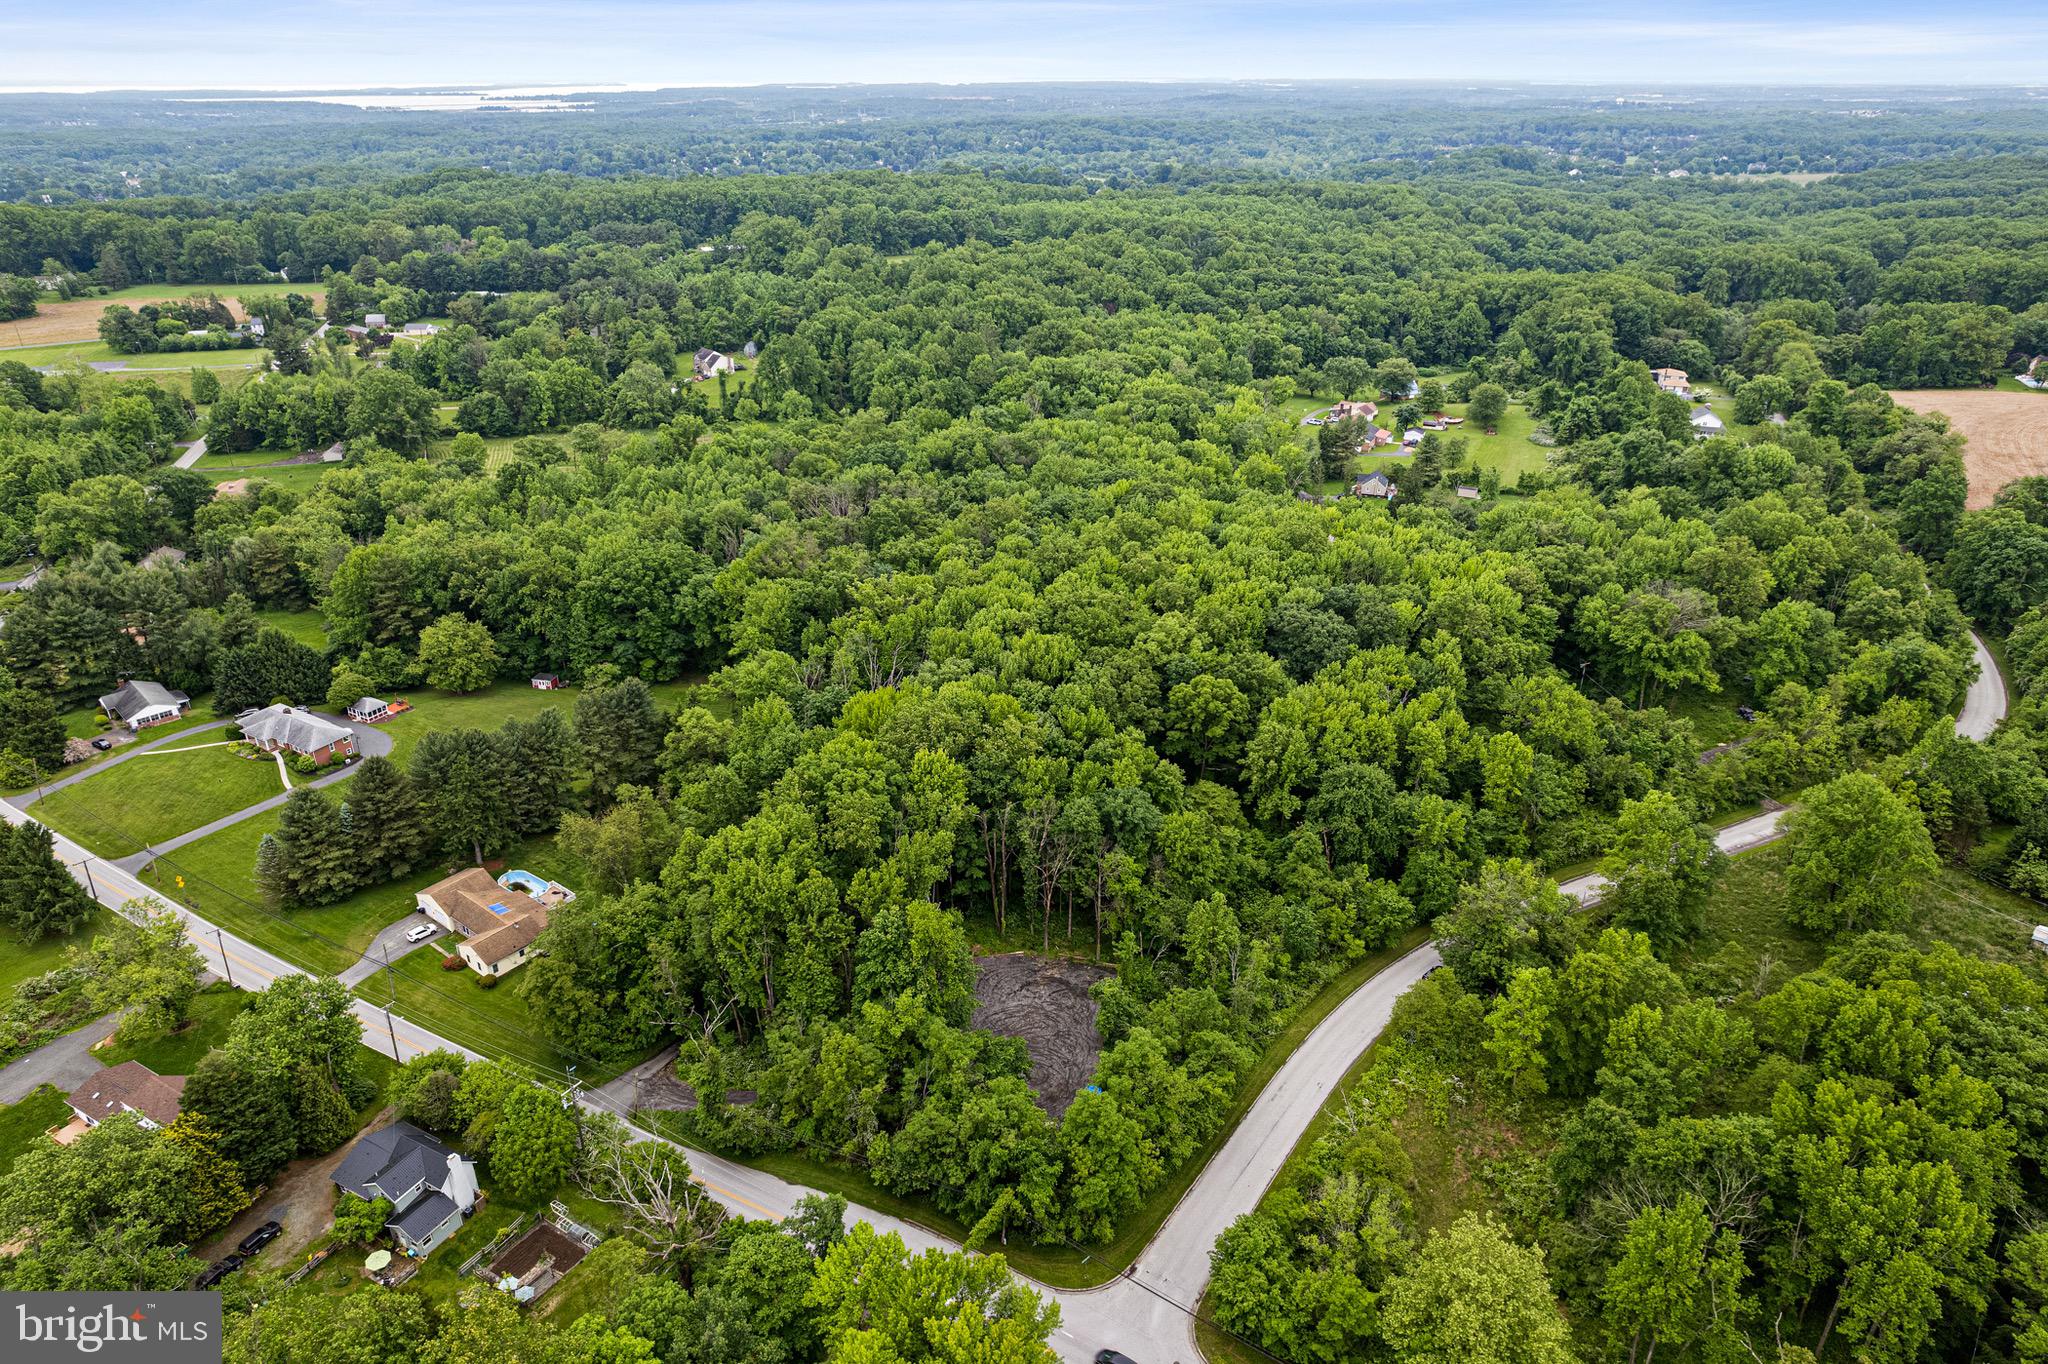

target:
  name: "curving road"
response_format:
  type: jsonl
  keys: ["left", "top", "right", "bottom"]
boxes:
{"left": 1959, "top": 629, "right": 2007, "bottom": 741}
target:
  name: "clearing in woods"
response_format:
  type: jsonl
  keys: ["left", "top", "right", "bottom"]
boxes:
{"left": 1890, "top": 388, "right": 2048, "bottom": 508}
{"left": 970, "top": 952, "right": 1113, "bottom": 1119}
{"left": 0, "top": 283, "right": 326, "bottom": 349}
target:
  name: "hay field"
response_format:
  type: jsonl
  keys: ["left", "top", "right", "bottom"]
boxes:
{"left": 1890, "top": 388, "right": 2048, "bottom": 509}
{"left": 0, "top": 284, "right": 325, "bottom": 349}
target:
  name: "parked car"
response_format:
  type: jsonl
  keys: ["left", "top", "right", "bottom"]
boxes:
{"left": 1736, "top": 705, "right": 1757, "bottom": 722}
{"left": 405, "top": 923, "right": 437, "bottom": 944}
{"left": 1095, "top": 1352, "right": 1141, "bottom": 1364}
{"left": 194, "top": 1253, "right": 243, "bottom": 1288}
{"left": 238, "top": 1221, "right": 282, "bottom": 1256}
{"left": 90, "top": 737, "right": 112, "bottom": 750}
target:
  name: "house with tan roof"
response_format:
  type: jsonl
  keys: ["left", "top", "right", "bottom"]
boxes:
{"left": 1652, "top": 366, "right": 1691, "bottom": 395}
{"left": 416, "top": 867, "right": 555, "bottom": 976}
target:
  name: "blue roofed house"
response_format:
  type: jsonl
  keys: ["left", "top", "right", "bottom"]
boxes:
{"left": 331, "top": 1121, "right": 481, "bottom": 1258}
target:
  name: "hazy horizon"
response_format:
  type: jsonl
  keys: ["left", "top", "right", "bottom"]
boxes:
{"left": 5, "top": 1, "right": 2045, "bottom": 91}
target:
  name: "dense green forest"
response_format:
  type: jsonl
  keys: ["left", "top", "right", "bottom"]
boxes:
{"left": 8, "top": 84, "right": 2048, "bottom": 202}
{"left": 2, "top": 105, "right": 2048, "bottom": 1364}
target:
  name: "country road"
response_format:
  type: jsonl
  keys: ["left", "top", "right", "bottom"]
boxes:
{"left": 0, "top": 627, "right": 2009, "bottom": 1364}
{"left": 1959, "top": 629, "right": 2007, "bottom": 741}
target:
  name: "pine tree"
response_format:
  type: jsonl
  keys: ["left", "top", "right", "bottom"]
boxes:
{"left": 411, "top": 728, "right": 513, "bottom": 864}
{"left": 262, "top": 789, "right": 358, "bottom": 907}
{"left": 574, "top": 676, "right": 664, "bottom": 806}
{"left": 289, "top": 1061, "right": 358, "bottom": 1157}
{"left": 341, "top": 755, "right": 430, "bottom": 881}
{"left": 0, "top": 682, "right": 68, "bottom": 770}
{"left": 499, "top": 709, "right": 578, "bottom": 835}
{"left": 159, "top": 1115, "right": 251, "bottom": 1243}
{"left": 218, "top": 591, "right": 259, "bottom": 649}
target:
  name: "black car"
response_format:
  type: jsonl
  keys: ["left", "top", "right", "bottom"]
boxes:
{"left": 193, "top": 1253, "right": 243, "bottom": 1288}
{"left": 1095, "top": 1353, "right": 1140, "bottom": 1364}
{"left": 237, "top": 1221, "right": 282, "bottom": 1256}
{"left": 1735, "top": 705, "right": 1757, "bottom": 723}
{"left": 90, "top": 737, "right": 112, "bottom": 750}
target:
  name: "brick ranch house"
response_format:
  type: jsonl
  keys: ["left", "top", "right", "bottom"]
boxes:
{"left": 237, "top": 704, "right": 356, "bottom": 764}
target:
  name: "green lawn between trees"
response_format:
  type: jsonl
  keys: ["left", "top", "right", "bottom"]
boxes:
{"left": 33, "top": 740, "right": 286, "bottom": 858}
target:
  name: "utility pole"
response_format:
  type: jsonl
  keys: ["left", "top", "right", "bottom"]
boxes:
{"left": 380, "top": 943, "right": 402, "bottom": 1059}
{"left": 214, "top": 926, "right": 232, "bottom": 986}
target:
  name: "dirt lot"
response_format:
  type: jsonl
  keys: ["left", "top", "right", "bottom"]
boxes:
{"left": 194, "top": 1107, "right": 378, "bottom": 1271}
{"left": 0, "top": 287, "right": 324, "bottom": 348}
{"left": 1890, "top": 388, "right": 2048, "bottom": 508}
{"left": 972, "top": 953, "right": 1113, "bottom": 1119}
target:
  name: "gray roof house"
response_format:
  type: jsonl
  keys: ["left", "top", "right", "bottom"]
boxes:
{"left": 99, "top": 680, "right": 191, "bottom": 729}
{"left": 693, "top": 348, "right": 733, "bottom": 377}
{"left": 237, "top": 704, "right": 356, "bottom": 761}
{"left": 333, "top": 1121, "right": 481, "bottom": 1258}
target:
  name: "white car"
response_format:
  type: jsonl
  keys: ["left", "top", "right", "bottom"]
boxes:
{"left": 404, "top": 923, "right": 437, "bottom": 944}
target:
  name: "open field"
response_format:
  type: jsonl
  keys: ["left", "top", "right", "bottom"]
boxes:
{"left": 0, "top": 284, "right": 324, "bottom": 349}
{"left": 1890, "top": 388, "right": 2048, "bottom": 509}
{"left": 254, "top": 608, "right": 327, "bottom": 649}
{"left": 33, "top": 741, "right": 286, "bottom": 857}
{"left": 207, "top": 464, "right": 333, "bottom": 496}
{"left": 0, "top": 338, "right": 266, "bottom": 372}
{"left": 0, "top": 908, "right": 121, "bottom": 1008}
{"left": 1339, "top": 399, "right": 1553, "bottom": 488}
{"left": 379, "top": 677, "right": 707, "bottom": 764}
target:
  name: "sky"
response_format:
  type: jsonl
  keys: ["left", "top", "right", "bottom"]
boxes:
{"left": 4, "top": 0, "right": 2046, "bottom": 91}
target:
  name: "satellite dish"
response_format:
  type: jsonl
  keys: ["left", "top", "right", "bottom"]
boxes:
{"left": 363, "top": 1250, "right": 392, "bottom": 1272}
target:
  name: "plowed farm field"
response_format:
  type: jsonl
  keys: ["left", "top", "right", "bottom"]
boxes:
{"left": 1890, "top": 388, "right": 2048, "bottom": 508}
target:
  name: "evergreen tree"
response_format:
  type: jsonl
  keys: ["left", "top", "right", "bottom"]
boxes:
{"left": 499, "top": 709, "right": 578, "bottom": 835}
{"left": 411, "top": 727, "right": 514, "bottom": 863}
{"left": 0, "top": 680, "right": 67, "bottom": 770}
{"left": 288, "top": 1061, "right": 358, "bottom": 1157}
{"left": 259, "top": 788, "right": 358, "bottom": 907}
{"left": 0, "top": 821, "right": 94, "bottom": 941}
{"left": 575, "top": 676, "right": 665, "bottom": 806}
{"left": 340, "top": 755, "right": 430, "bottom": 881}
{"left": 214, "top": 626, "right": 330, "bottom": 711}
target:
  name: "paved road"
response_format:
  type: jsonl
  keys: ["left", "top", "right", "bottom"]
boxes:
{"left": 173, "top": 437, "right": 208, "bottom": 470}
{"left": 0, "top": 797, "right": 470, "bottom": 1068}
{"left": 0, "top": 1010, "right": 120, "bottom": 1104}
{"left": 1959, "top": 629, "right": 2008, "bottom": 741}
{"left": 0, "top": 563, "right": 44, "bottom": 592}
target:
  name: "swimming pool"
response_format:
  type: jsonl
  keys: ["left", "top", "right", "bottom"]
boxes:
{"left": 498, "top": 869, "right": 551, "bottom": 898}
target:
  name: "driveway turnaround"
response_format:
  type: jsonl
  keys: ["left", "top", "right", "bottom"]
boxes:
{"left": 1958, "top": 629, "right": 2007, "bottom": 741}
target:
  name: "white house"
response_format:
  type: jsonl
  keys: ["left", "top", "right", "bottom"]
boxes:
{"left": 417, "top": 867, "right": 556, "bottom": 977}
{"left": 346, "top": 696, "right": 390, "bottom": 723}
{"left": 99, "top": 680, "right": 191, "bottom": 730}
{"left": 693, "top": 348, "right": 734, "bottom": 378}
{"left": 364, "top": 312, "right": 387, "bottom": 329}
{"left": 1690, "top": 408, "right": 1726, "bottom": 438}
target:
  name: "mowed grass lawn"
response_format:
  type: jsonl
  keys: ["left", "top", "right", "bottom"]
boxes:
{"left": 206, "top": 464, "right": 332, "bottom": 495}
{"left": 254, "top": 607, "right": 327, "bottom": 649}
{"left": 380, "top": 677, "right": 708, "bottom": 764}
{"left": 99, "top": 982, "right": 251, "bottom": 1075}
{"left": 0, "top": 1086, "right": 70, "bottom": 1177}
{"left": 33, "top": 742, "right": 284, "bottom": 857}
{"left": 0, "top": 339, "right": 265, "bottom": 370}
{"left": 356, "top": 926, "right": 625, "bottom": 1084}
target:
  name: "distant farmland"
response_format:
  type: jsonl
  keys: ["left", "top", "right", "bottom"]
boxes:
{"left": 0, "top": 283, "right": 324, "bottom": 350}
{"left": 1889, "top": 388, "right": 2048, "bottom": 508}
